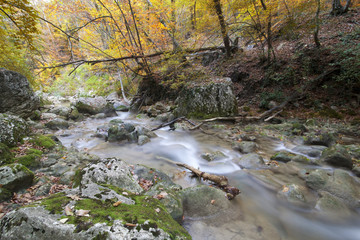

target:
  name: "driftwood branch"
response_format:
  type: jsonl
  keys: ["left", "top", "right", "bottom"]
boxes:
{"left": 151, "top": 117, "right": 196, "bottom": 131}
{"left": 176, "top": 163, "right": 240, "bottom": 200}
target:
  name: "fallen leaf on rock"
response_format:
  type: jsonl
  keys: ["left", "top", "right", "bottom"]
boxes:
{"left": 67, "top": 194, "right": 82, "bottom": 201}
{"left": 122, "top": 192, "right": 128, "bottom": 196}
{"left": 59, "top": 218, "right": 68, "bottom": 223}
{"left": 282, "top": 186, "right": 289, "bottom": 193}
{"left": 76, "top": 209, "right": 90, "bottom": 217}
{"left": 211, "top": 200, "right": 215, "bottom": 205}
{"left": 125, "top": 223, "right": 136, "bottom": 227}
{"left": 155, "top": 208, "right": 161, "bottom": 213}
{"left": 64, "top": 205, "right": 74, "bottom": 216}
{"left": 113, "top": 201, "right": 122, "bottom": 207}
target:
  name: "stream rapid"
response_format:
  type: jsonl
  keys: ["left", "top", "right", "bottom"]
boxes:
{"left": 56, "top": 112, "right": 360, "bottom": 240}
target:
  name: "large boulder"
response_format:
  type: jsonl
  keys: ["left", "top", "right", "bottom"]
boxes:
{"left": 74, "top": 97, "right": 117, "bottom": 117}
{"left": 0, "top": 114, "right": 29, "bottom": 147}
{"left": 0, "top": 68, "right": 40, "bottom": 118}
{"left": 0, "top": 163, "right": 34, "bottom": 193}
{"left": 319, "top": 145, "right": 353, "bottom": 169}
{"left": 175, "top": 77, "right": 238, "bottom": 118}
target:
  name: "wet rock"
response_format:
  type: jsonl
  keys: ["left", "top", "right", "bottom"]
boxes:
{"left": 74, "top": 97, "right": 117, "bottom": 117}
{"left": 235, "top": 153, "right": 264, "bottom": 169}
{"left": 303, "top": 132, "right": 336, "bottom": 147}
{"left": 352, "top": 166, "right": 360, "bottom": 177}
{"left": 315, "top": 191, "right": 351, "bottom": 217}
{"left": 175, "top": 78, "right": 238, "bottom": 118}
{"left": 108, "top": 122, "right": 156, "bottom": 145}
{"left": 277, "top": 184, "right": 306, "bottom": 204}
{"left": 45, "top": 118, "right": 70, "bottom": 130}
{"left": 181, "top": 185, "right": 233, "bottom": 218}
{"left": 0, "top": 114, "right": 29, "bottom": 147}
{"left": 138, "top": 135, "right": 150, "bottom": 145}
{"left": 0, "top": 68, "right": 40, "bottom": 118}
{"left": 201, "top": 151, "right": 226, "bottom": 162}
{"left": 232, "top": 141, "right": 258, "bottom": 154}
{"left": 319, "top": 145, "right": 353, "bottom": 169}
{"left": 292, "top": 145, "right": 327, "bottom": 158}
{"left": 270, "top": 151, "right": 295, "bottom": 163}
{"left": 68, "top": 107, "right": 81, "bottom": 120}
{"left": 81, "top": 158, "right": 143, "bottom": 193}
{"left": 0, "top": 163, "right": 34, "bottom": 192}
{"left": 41, "top": 112, "right": 58, "bottom": 120}
{"left": 305, "top": 169, "right": 329, "bottom": 190}
{"left": 93, "top": 113, "right": 106, "bottom": 119}
{"left": 49, "top": 106, "right": 72, "bottom": 118}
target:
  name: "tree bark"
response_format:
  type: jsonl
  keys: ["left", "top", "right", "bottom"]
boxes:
{"left": 331, "top": 0, "right": 351, "bottom": 15}
{"left": 212, "top": 0, "right": 231, "bottom": 57}
{"left": 314, "top": 0, "right": 321, "bottom": 48}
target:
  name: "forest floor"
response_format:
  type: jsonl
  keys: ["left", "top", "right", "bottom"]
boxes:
{"left": 168, "top": 8, "right": 360, "bottom": 124}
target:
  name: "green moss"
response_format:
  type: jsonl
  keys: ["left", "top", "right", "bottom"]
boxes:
{"left": 29, "top": 135, "right": 56, "bottom": 149}
{"left": 26, "top": 148, "right": 43, "bottom": 156}
{"left": 0, "top": 188, "right": 12, "bottom": 201}
{"left": 14, "top": 154, "right": 41, "bottom": 169}
{"left": 0, "top": 143, "right": 14, "bottom": 166}
{"left": 72, "top": 169, "right": 85, "bottom": 188}
{"left": 319, "top": 107, "right": 343, "bottom": 119}
{"left": 40, "top": 192, "right": 71, "bottom": 214}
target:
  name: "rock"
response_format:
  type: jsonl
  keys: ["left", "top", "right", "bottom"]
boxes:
{"left": 49, "top": 106, "right": 72, "bottom": 118}
{"left": 319, "top": 145, "right": 353, "bottom": 169}
{"left": 181, "top": 185, "right": 233, "bottom": 218}
{"left": 305, "top": 169, "right": 329, "bottom": 190}
{"left": 201, "top": 151, "right": 226, "bottom": 162}
{"left": 235, "top": 153, "right": 264, "bottom": 169}
{"left": 175, "top": 77, "right": 238, "bottom": 118}
{"left": 0, "top": 114, "right": 29, "bottom": 147}
{"left": 93, "top": 113, "right": 106, "bottom": 119}
{"left": 45, "top": 118, "right": 70, "bottom": 130}
{"left": 74, "top": 97, "right": 117, "bottom": 117}
{"left": 270, "top": 151, "right": 295, "bottom": 163}
{"left": 105, "top": 92, "right": 119, "bottom": 101}
{"left": 41, "top": 113, "right": 58, "bottom": 120}
{"left": 138, "top": 135, "right": 150, "bottom": 145}
{"left": 292, "top": 145, "right": 327, "bottom": 158}
{"left": 0, "top": 143, "right": 14, "bottom": 166}
{"left": 232, "top": 141, "right": 258, "bottom": 154}
{"left": 0, "top": 163, "right": 34, "bottom": 192}
{"left": 68, "top": 107, "right": 81, "bottom": 120}
{"left": 315, "top": 191, "right": 351, "bottom": 216}
{"left": 303, "top": 132, "right": 336, "bottom": 147}
{"left": 0, "top": 68, "right": 40, "bottom": 118}
{"left": 80, "top": 158, "right": 143, "bottom": 193}
{"left": 0, "top": 205, "right": 188, "bottom": 240}
{"left": 352, "top": 166, "right": 360, "bottom": 177}
{"left": 277, "top": 184, "right": 306, "bottom": 204}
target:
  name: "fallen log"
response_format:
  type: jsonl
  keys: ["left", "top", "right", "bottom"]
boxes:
{"left": 151, "top": 117, "right": 196, "bottom": 131}
{"left": 176, "top": 163, "right": 240, "bottom": 200}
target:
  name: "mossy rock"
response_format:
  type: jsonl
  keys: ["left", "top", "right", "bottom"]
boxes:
{"left": 0, "top": 187, "right": 12, "bottom": 201}
{"left": 0, "top": 163, "right": 34, "bottom": 192}
{"left": 0, "top": 143, "right": 14, "bottom": 166}
{"left": 14, "top": 153, "right": 41, "bottom": 169}
{"left": 40, "top": 190, "right": 191, "bottom": 239}
{"left": 29, "top": 135, "right": 56, "bottom": 149}
{"left": 271, "top": 151, "right": 295, "bottom": 163}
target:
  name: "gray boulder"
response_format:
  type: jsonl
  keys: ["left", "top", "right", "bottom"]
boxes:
{"left": 232, "top": 141, "right": 258, "bottom": 154}
{"left": 315, "top": 191, "right": 351, "bottom": 216}
{"left": 319, "top": 145, "right": 353, "bottom": 169}
{"left": 235, "top": 153, "right": 264, "bottom": 169}
{"left": 45, "top": 118, "right": 70, "bottom": 130}
{"left": 181, "top": 185, "right": 233, "bottom": 218}
{"left": 176, "top": 77, "right": 238, "bottom": 118}
{"left": 107, "top": 122, "right": 156, "bottom": 145}
{"left": 0, "top": 68, "right": 40, "bottom": 118}
{"left": 0, "top": 163, "right": 34, "bottom": 192}
{"left": 0, "top": 114, "right": 29, "bottom": 147}
{"left": 292, "top": 145, "right": 327, "bottom": 158}
{"left": 74, "top": 97, "right": 117, "bottom": 117}
{"left": 303, "top": 132, "right": 336, "bottom": 147}
{"left": 277, "top": 184, "right": 306, "bottom": 204}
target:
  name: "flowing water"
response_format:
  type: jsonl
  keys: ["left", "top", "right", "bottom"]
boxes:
{"left": 56, "top": 113, "right": 360, "bottom": 240}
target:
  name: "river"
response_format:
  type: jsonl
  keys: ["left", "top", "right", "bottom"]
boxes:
{"left": 56, "top": 112, "right": 360, "bottom": 240}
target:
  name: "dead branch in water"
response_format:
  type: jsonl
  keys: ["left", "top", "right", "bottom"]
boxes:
{"left": 176, "top": 163, "right": 240, "bottom": 200}
{"left": 151, "top": 116, "right": 196, "bottom": 131}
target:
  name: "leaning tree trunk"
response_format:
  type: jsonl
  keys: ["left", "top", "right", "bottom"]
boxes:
{"left": 331, "top": 0, "right": 351, "bottom": 15}
{"left": 212, "top": 0, "right": 231, "bottom": 58}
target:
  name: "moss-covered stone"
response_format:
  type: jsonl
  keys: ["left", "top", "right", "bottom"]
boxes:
{"left": 26, "top": 148, "right": 43, "bottom": 156}
{"left": 40, "top": 187, "right": 191, "bottom": 239}
{"left": 72, "top": 169, "right": 85, "bottom": 188}
{"left": 29, "top": 135, "right": 56, "bottom": 149}
{"left": 0, "top": 143, "right": 14, "bottom": 166}
{"left": 0, "top": 163, "right": 34, "bottom": 192}
{"left": 14, "top": 154, "right": 41, "bottom": 169}
{"left": 271, "top": 151, "right": 295, "bottom": 163}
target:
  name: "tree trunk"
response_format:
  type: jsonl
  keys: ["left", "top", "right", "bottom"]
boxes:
{"left": 314, "top": 0, "right": 321, "bottom": 48}
{"left": 331, "top": 0, "right": 351, "bottom": 15}
{"left": 212, "top": 0, "right": 231, "bottom": 57}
